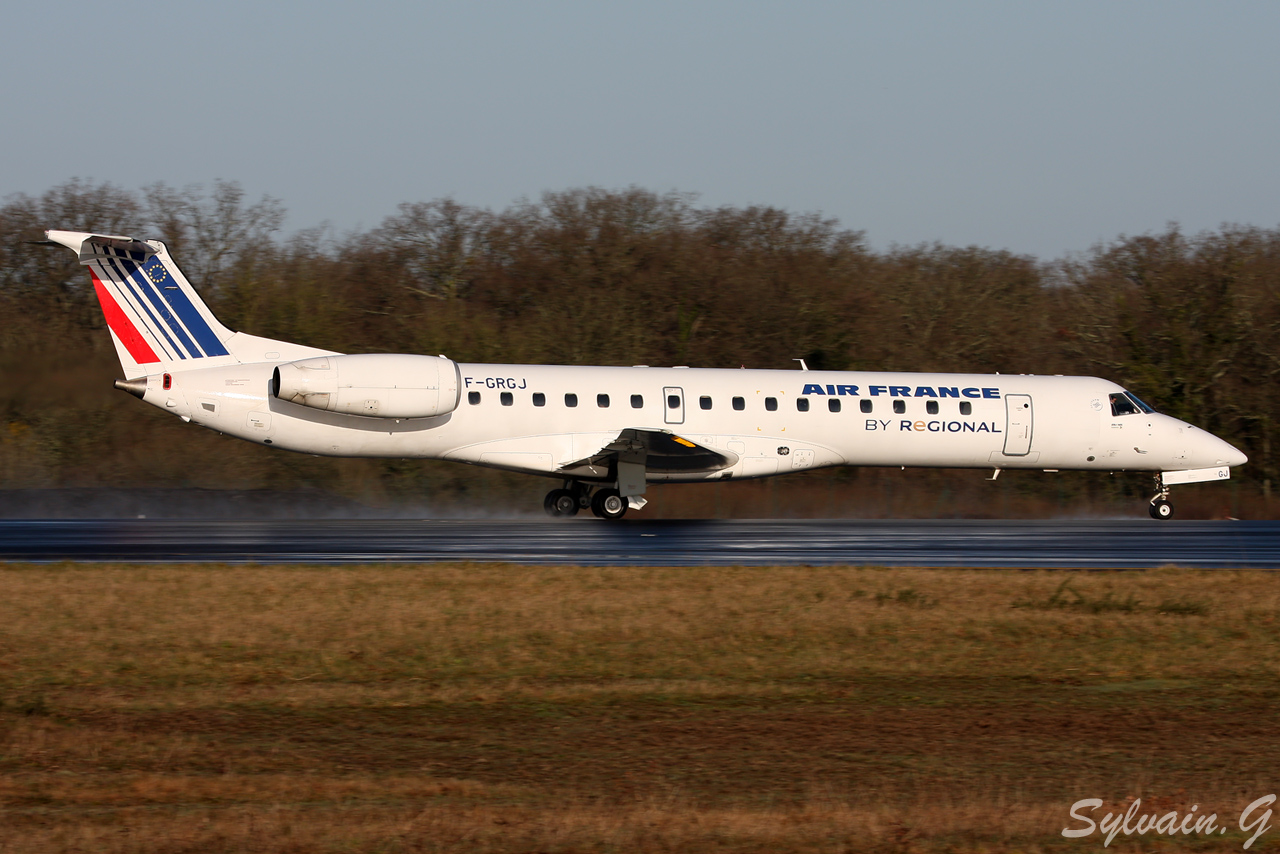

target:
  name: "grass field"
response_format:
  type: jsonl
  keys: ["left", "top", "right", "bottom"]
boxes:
{"left": 1, "top": 563, "right": 1277, "bottom": 852}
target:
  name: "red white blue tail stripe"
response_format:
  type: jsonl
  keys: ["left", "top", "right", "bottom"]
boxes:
{"left": 83, "top": 240, "right": 229, "bottom": 361}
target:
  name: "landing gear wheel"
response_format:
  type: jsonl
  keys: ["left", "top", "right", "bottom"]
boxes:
{"left": 591, "top": 488, "right": 627, "bottom": 520}
{"left": 1149, "top": 499, "right": 1174, "bottom": 520}
{"left": 544, "top": 489, "right": 579, "bottom": 517}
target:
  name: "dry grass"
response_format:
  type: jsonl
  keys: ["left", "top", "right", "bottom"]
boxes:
{"left": 1, "top": 563, "right": 1278, "bottom": 852}
{"left": 0, "top": 797, "right": 1186, "bottom": 854}
{"left": 4, "top": 563, "right": 1279, "bottom": 686}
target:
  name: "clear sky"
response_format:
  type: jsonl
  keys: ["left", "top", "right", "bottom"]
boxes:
{"left": 6, "top": 1, "right": 1279, "bottom": 260}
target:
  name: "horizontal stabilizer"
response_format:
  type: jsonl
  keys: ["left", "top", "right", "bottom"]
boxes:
{"left": 45, "top": 231, "right": 158, "bottom": 264}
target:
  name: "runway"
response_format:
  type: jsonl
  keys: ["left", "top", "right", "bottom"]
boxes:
{"left": 2, "top": 518, "right": 1279, "bottom": 566}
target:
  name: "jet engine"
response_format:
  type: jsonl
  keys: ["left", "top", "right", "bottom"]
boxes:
{"left": 272, "top": 354, "right": 460, "bottom": 418}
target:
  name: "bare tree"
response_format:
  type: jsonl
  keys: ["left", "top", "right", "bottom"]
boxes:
{"left": 143, "top": 180, "right": 285, "bottom": 294}
{"left": 0, "top": 179, "right": 144, "bottom": 342}
{"left": 370, "top": 199, "right": 490, "bottom": 303}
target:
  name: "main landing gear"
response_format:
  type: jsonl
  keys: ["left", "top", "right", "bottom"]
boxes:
{"left": 543, "top": 487, "right": 580, "bottom": 517}
{"left": 1149, "top": 475, "right": 1174, "bottom": 520}
{"left": 543, "top": 483, "right": 628, "bottom": 520}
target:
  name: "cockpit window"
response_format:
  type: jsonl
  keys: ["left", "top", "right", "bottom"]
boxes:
{"left": 1125, "top": 392, "right": 1155, "bottom": 414}
{"left": 1109, "top": 393, "right": 1138, "bottom": 416}
{"left": 1110, "top": 391, "right": 1157, "bottom": 416}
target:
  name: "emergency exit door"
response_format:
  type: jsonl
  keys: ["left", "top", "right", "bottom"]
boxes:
{"left": 663, "top": 387, "right": 684, "bottom": 424}
{"left": 1003, "top": 394, "right": 1033, "bottom": 456}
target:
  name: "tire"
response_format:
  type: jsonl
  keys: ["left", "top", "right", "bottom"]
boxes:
{"left": 544, "top": 489, "right": 578, "bottom": 517}
{"left": 591, "top": 488, "right": 627, "bottom": 520}
{"left": 1149, "top": 499, "right": 1174, "bottom": 520}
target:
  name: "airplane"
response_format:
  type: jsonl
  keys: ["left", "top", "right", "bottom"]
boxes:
{"left": 43, "top": 229, "right": 1248, "bottom": 521}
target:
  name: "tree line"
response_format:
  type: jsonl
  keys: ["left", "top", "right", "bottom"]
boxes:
{"left": 2, "top": 179, "right": 1277, "bottom": 514}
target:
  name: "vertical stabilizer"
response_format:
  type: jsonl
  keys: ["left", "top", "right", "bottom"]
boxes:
{"left": 46, "top": 230, "right": 339, "bottom": 378}
{"left": 46, "top": 230, "right": 237, "bottom": 376}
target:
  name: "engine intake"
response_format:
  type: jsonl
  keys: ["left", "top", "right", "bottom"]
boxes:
{"left": 272, "top": 354, "right": 460, "bottom": 418}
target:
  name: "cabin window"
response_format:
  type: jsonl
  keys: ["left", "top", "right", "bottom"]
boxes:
{"left": 668, "top": 394, "right": 680, "bottom": 409}
{"left": 960, "top": 401, "right": 972, "bottom": 415}
{"left": 699, "top": 396, "right": 712, "bottom": 410}
{"left": 828, "top": 399, "right": 841, "bottom": 413}
{"left": 565, "top": 393, "right": 578, "bottom": 408}
{"left": 893, "top": 400, "right": 906, "bottom": 414}
{"left": 630, "top": 394, "right": 644, "bottom": 409}
{"left": 797, "top": 398, "right": 809, "bottom": 412}
{"left": 926, "top": 401, "right": 939, "bottom": 415}
{"left": 597, "top": 394, "right": 610, "bottom": 408}
{"left": 1109, "top": 393, "right": 1137, "bottom": 416}
{"left": 500, "top": 392, "right": 513, "bottom": 406}
{"left": 765, "top": 397, "right": 778, "bottom": 411}
{"left": 732, "top": 397, "right": 745, "bottom": 411}
{"left": 532, "top": 392, "right": 545, "bottom": 407}
{"left": 468, "top": 391, "right": 481, "bottom": 405}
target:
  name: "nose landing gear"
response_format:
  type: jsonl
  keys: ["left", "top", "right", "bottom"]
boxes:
{"left": 1149, "top": 475, "right": 1174, "bottom": 520}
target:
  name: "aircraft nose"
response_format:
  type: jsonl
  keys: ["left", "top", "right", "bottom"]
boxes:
{"left": 1206, "top": 431, "right": 1247, "bottom": 467}
{"left": 1221, "top": 444, "right": 1248, "bottom": 467}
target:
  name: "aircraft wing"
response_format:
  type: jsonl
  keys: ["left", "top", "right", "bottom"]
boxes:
{"left": 558, "top": 429, "right": 737, "bottom": 475}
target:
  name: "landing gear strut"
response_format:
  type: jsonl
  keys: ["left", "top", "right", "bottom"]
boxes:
{"left": 1149, "top": 475, "right": 1174, "bottom": 520}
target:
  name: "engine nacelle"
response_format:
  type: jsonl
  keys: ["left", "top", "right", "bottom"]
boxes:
{"left": 272, "top": 354, "right": 460, "bottom": 418}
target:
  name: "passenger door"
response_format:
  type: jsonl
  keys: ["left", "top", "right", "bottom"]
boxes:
{"left": 1003, "top": 394, "right": 1033, "bottom": 456}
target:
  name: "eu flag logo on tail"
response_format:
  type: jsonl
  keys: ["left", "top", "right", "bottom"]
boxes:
{"left": 146, "top": 260, "right": 169, "bottom": 286}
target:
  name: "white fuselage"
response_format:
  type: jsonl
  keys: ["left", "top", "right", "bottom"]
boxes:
{"left": 43, "top": 227, "right": 1244, "bottom": 517}
{"left": 140, "top": 362, "right": 1245, "bottom": 483}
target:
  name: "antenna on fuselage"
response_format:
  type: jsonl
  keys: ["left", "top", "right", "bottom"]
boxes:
{"left": 793, "top": 359, "right": 809, "bottom": 371}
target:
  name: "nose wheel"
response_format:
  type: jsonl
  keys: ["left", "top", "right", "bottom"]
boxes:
{"left": 1149, "top": 475, "right": 1174, "bottom": 520}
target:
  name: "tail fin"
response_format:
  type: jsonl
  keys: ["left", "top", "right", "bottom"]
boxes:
{"left": 47, "top": 230, "right": 235, "bottom": 376}
{"left": 46, "top": 230, "right": 337, "bottom": 377}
